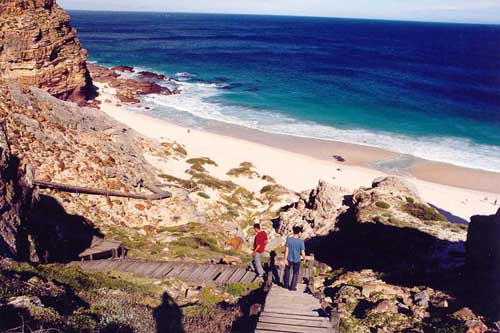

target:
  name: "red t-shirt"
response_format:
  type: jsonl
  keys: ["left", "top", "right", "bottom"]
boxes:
{"left": 254, "top": 231, "right": 268, "bottom": 253}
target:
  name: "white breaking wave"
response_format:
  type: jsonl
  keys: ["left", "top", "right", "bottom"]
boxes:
{"left": 142, "top": 79, "right": 500, "bottom": 173}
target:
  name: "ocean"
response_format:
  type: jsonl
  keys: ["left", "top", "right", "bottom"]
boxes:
{"left": 69, "top": 11, "right": 500, "bottom": 172}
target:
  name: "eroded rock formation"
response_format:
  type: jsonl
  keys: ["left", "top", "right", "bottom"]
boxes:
{"left": 0, "top": 123, "right": 34, "bottom": 259}
{"left": 0, "top": 0, "right": 94, "bottom": 104}
{"left": 277, "top": 180, "right": 350, "bottom": 238}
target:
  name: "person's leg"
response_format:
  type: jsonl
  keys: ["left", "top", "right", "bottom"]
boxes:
{"left": 290, "top": 262, "right": 300, "bottom": 290}
{"left": 283, "top": 264, "right": 291, "bottom": 289}
{"left": 253, "top": 252, "right": 264, "bottom": 276}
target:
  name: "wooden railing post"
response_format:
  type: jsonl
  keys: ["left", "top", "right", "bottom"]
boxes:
{"left": 307, "top": 254, "right": 315, "bottom": 293}
{"left": 329, "top": 309, "right": 340, "bottom": 333}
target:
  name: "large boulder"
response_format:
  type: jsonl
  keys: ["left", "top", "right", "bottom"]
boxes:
{"left": 466, "top": 209, "right": 500, "bottom": 320}
{"left": 0, "top": 0, "right": 95, "bottom": 104}
{"left": 277, "top": 180, "right": 350, "bottom": 238}
{"left": 0, "top": 124, "right": 34, "bottom": 259}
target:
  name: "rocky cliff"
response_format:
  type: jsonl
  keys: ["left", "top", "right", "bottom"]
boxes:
{"left": 0, "top": 123, "right": 34, "bottom": 259}
{"left": 0, "top": 0, "right": 94, "bottom": 104}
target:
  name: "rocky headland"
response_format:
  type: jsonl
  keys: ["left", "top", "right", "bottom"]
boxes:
{"left": 0, "top": 0, "right": 95, "bottom": 105}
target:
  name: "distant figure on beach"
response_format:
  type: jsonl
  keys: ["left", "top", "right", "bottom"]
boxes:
{"left": 283, "top": 226, "right": 306, "bottom": 291}
{"left": 252, "top": 223, "right": 268, "bottom": 277}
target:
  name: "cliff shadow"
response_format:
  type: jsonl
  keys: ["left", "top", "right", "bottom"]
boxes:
{"left": 306, "top": 217, "right": 466, "bottom": 295}
{"left": 429, "top": 203, "right": 468, "bottom": 225}
{"left": 28, "top": 194, "right": 103, "bottom": 263}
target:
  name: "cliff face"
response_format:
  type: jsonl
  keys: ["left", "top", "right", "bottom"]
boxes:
{"left": 0, "top": 124, "right": 34, "bottom": 259}
{"left": 0, "top": 0, "right": 94, "bottom": 104}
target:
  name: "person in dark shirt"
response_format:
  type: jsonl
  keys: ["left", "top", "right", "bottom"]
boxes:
{"left": 252, "top": 223, "right": 268, "bottom": 277}
{"left": 283, "top": 226, "right": 305, "bottom": 291}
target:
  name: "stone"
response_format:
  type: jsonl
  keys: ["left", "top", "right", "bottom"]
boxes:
{"left": 413, "top": 290, "right": 429, "bottom": 308}
{"left": 0, "top": 0, "right": 95, "bottom": 104}
{"left": 220, "top": 256, "right": 242, "bottom": 265}
{"left": 366, "top": 299, "right": 398, "bottom": 315}
{"left": 111, "top": 65, "right": 135, "bottom": 73}
{"left": 7, "top": 295, "right": 43, "bottom": 309}
{"left": 249, "top": 303, "right": 262, "bottom": 316}
{"left": 464, "top": 320, "right": 488, "bottom": 333}
{"left": 453, "top": 307, "right": 476, "bottom": 321}
{"left": 277, "top": 180, "right": 350, "bottom": 238}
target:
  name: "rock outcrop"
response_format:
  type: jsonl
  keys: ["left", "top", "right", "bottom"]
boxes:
{"left": 88, "top": 64, "right": 174, "bottom": 104}
{"left": 0, "top": 124, "right": 34, "bottom": 259}
{"left": 466, "top": 208, "right": 500, "bottom": 321}
{"left": 277, "top": 180, "right": 350, "bottom": 238}
{"left": 0, "top": 0, "right": 94, "bottom": 104}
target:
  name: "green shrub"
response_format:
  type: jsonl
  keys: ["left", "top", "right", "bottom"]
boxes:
{"left": 192, "top": 173, "right": 238, "bottom": 192}
{"left": 197, "top": 192, "right": 210, "bottom": 199}
{"left": 186, "top": 157, "right": 218, "bottom": 166}
{"left": 223, "top": 283, "right": 261, "bottom": 297}
{"left": 375, "top": 201, "right": 390, "bottom": 209}
{"left": 403, "top": 203, "right": 447, "bottom": 221}
{"left": 405, "top": 196, "right": 415, "bottom": 204}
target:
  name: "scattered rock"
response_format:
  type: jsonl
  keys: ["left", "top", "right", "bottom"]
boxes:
{"left": 332, "top": 155, "right": 346, "bottom": 162}
{"left": 413, "top": 290, "right": 429, "bottom": 308}
{"left": 111, "top": 65, "right": 135, "bottom": 73}
{"left": 7, "top": 296, "right": 43, "bottom": 309}
{"left": 366, "top": 299, "right": 398, "bottom": 315}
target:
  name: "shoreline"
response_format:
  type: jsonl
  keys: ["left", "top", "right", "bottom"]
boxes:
{"left": 94, "top": 82, "right": 500, "bottom": 221}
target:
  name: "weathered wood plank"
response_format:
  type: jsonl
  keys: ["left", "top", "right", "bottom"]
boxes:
{"left": 256, "top": 322, "right": 329, "bottom": 333}
{"left": 258, "top": 315, "right": 330, "bottom": 328}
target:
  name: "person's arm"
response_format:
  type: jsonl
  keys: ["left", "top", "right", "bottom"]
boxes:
{"left": 301, "top": 241, "right": 306, "bottom": 261}
{"left": 284, "top": 246, "right": 289, "bottom": 266}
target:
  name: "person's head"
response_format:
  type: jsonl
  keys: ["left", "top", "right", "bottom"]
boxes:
{"left": 292, "top": 226, "right": 302, "bottom": 235}
{"left": 253, "top": 223, "right": 261, "bottom": 232}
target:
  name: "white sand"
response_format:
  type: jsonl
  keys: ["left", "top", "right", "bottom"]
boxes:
{"left": 96, "top": 83, "right": 500, "bottom": 222}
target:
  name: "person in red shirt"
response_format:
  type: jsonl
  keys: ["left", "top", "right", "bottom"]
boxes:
{"left": 252, "top": 223, "right": 268, "bottom": 277}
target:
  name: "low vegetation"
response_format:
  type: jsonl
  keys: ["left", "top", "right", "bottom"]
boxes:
{"left": 403, "top": 202, "right": 447, "bottom": 221}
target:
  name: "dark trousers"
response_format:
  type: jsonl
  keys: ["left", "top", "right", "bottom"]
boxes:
{"left": 283, "top": 261, "right": 300, "bottom": 290}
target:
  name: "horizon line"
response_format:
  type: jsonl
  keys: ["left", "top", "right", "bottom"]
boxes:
{"left": 65, "top": 8, "right": 500, "bottom": 26}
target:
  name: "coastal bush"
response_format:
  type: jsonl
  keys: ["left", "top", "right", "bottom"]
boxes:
{"left": 223, "top": 282, "right": 260, "bottom": 297}
{"left": 405, "top": 196, "right": 415, "bottom": 204}
{"left": 186, "top": 157, "right": 218, "bottom": 167}
{"left": 227, "top": 161, "right": 259, "bottom": 178}
{"left": 403, "top": 203, "right": 447, "bottom": 221}
{"left": 197, "top": 192, "right": 210, "bottom": 199}
{"left": 375, "top": 201, "right": 390, "bottom": 209}
{"left": 192, "top": 173, "right": 238, "bottom": 192}
{"left": 157, "top": 174, "right": 197, "bottom": 190}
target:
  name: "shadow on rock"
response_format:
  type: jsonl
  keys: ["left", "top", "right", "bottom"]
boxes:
{"left": 28, "top": 195, "right": 103, "bottom": 263}
{"left": 307, "top": 216, "right": 465, "bottom": 294}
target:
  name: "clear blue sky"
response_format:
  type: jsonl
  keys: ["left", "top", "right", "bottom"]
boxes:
{"left": 59, "top": 0, "right": 500, "bottom": 24}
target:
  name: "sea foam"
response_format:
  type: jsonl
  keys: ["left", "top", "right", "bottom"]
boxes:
{"left": 141, "top": 80, "right": 500, "bottom": 173}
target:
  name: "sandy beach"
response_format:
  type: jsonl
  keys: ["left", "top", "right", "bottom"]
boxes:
{"left": 95, "top": 83, "right": 500, "bottom": 222}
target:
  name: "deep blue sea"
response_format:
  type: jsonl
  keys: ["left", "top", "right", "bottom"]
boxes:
{"left": 70, "top": 11, "right": 500, "bottom": 172}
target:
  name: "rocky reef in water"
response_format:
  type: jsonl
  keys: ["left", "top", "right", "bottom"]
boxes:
{"left": 0, "top": 0, "right": 95, "bottom": 104}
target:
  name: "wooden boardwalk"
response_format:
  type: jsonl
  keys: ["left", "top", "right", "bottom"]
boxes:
{"left": 256, "top": 284, "right": 337, "bottom": 333}
{"left": 71, "top": 259, "right": 262, "bottom": 285}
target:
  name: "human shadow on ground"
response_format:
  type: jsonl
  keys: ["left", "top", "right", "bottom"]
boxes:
{"left": 154, "top": 292, "right": 184, "bottom": 333}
